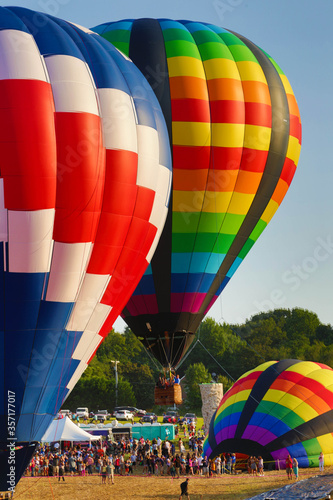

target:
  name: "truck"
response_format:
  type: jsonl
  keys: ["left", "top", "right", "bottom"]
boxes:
{"left": 76, "top": 407, "right": 89, "bottom": 419}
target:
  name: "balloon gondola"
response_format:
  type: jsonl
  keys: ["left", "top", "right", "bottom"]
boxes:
{"left": 92, "top": 19, "right": 302, "bottom": 403}
{"left": 0, "top": 7, "right": 172, "bottom": 489}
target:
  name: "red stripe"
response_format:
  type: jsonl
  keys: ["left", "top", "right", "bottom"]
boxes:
{"left": 244, "top": 102, "right": 272, "bottom": 127}
{"left": 280, "top": 157, "right": 296, "bottom": 186}
{"left": 171, "top": 98, "right": 210, "bottom": 122}
{"left": 239, "top": 148, "right": 269, "bottom": 173}
{"left": 289, "top": 114, "right": 301, "bottom": 139}
{"left": 173, "top": 145, "right": 211, "bottom": 170}
{"left": 0, "top": 80, "right": 56, "bottom": 210}
{"left": 210, "top": 100, "right": 245, "bottom": 124}
{"left": 53, "top": 112, "right": 105, "bottom": 243}
{"left": 133, "top": 186, "right": 155, "bottom": 221}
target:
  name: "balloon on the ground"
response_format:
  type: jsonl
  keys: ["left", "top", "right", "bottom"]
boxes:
{"left": 0, "top": 5, "right": 171, "bottom": 454}
{"left": 93, "top": 19, "right": 302, "bottom": 368}
{"left": 203, "top": 360, "right": 333, "bottom": 468}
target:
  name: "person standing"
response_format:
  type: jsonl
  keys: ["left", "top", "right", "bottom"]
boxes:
{"left": 292, "top": 457, "right": 299, "bottom": 480}
{"left": 285, "top": 455, "right": 293, "bottom": 480}
{"left": 179, "top": 477, "right": 190, "bottom": 500}
{"left": 319, "top": 451, "right": 324, "bottom": 472}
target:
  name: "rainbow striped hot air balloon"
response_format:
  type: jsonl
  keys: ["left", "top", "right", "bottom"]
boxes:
{"left": 93, "top": 19, "right": 302, "bottom": 370}
{"left": 204, "top": 360, "right": 333, "bottom": 468}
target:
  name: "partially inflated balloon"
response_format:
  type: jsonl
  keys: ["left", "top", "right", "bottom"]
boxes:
{"left": 204, "top": 360, "right": 333, "bottom": 468}
{"left": 0, "top": 6, "right": 171, "bottom": 473}
{"left": 93, "top": 19, "right": 302, "bottom": 368}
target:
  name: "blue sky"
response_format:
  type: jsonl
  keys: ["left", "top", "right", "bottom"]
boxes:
{"left": 11, "top": 0, "right": 333, "bottom": 328}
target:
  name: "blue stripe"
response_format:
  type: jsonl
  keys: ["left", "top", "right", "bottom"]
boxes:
{"left": 0, "top": 6, "right": 30, "bottom": 32}
{"left": 159, "top": 20, "right": 188, "bottom": 31}
{"left": 226, "top": 257, "right": 242, "bottom": 278}
{"left": 8, "top": 7, "right": 84, "bottom": 60}
{"left": 133, "top": 273, "right": 155, "bottom": 295}
{"left": 204, "top": 24, "right": 231, "bottom": 35}
{"left": 215, "top": 276, "right": 230, "bottom": 296}
{"left": 182, "top": 22, "right": 213, "bottom": 33}
{"left": 171, "top": 272, "right": 215, "bottom": 293}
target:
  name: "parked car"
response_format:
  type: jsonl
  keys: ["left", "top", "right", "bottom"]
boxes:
{"left": 76, "top": 407, "right": 89, "bottom": 419}
{"left": 113, "top": 406, "right": 146, "bottom": 417}
{"left": 141, "top": 412, "right": 158, "bottom": 423}
{"left": 95, "top": 410, "right": 109, "bottom": 422}
{"left": 114, "top": 409, "right": 134, "bottom": 420}
{"left": 183, "top": 412, "right": 197, "bottom": 424}
{"left": 163, "top": 411, "right": 178, "bottom": 423}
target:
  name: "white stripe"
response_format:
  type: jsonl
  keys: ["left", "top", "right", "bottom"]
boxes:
{"left": 70, "top": 303, "right": 110, "bottom": 358}
{"left": 0, "top": 179, "right": 8, "bottom": 242}
{"left": 44, "top": 55, "right": 99, "bottom": 115}
{"left": 8, "top": 209, "right": 54, "bottom": 272}
{"left": 65, "top": 273, "right": 111, "bottom": 331}
{"left": 66, "top": 362, "right": 88, "bottom": 391}
{"left": 97, "top": 88, "right": 138, "bottom": 152}
{"left": 136, "top": 125, "right": 159, "bottom": 189}
{"left": 45, "top": 242, "right": 92, "bottom": 302}
{"left": 0, "top": 30, "right": 47, "bottom": 81}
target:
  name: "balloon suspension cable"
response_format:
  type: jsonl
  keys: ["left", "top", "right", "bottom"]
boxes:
{"left": 142, "top": 341, "right": 164, "bottom": 373}
{"left": 175, "top": 323, "right": 202, "bottom": 371}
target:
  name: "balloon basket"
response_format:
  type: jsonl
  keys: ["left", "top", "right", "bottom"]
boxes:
{"left": 154, "top": 384, "right": 182, "bottom": 406}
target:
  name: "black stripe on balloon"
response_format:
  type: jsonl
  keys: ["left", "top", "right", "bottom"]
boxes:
{"left": 194, "top": 31, "right": 290, "bottom": 329}
{"left": 268, "top": 408, "right": 333, "bottom": 453}
{"left": 128, "top": 18, "right": 173, "bottom": 319}
{"left": 235, "top": 360, "right": 301, "bottom": 439}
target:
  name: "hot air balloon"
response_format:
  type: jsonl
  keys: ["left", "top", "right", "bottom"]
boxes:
{"left": 204, "top": 360, "right": 333, "bottom": 468}
{"left": 92, "top": 19, "right": 302, "bottom": 403}
{"left": 0, "top": 7, "right": 171, "bottom": 489}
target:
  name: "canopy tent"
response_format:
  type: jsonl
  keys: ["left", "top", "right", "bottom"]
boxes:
{"left": 41, "top": 416, "right": 102, "bottom": 443}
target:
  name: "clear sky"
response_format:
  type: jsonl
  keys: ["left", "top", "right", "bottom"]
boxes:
{"left": 11, "top": 0, "right": 333, "bottom": 328}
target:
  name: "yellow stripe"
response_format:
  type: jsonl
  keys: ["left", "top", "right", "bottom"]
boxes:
{"left": 204, "top": 58, "right": 241, "bottom": 80}
{"left": 217, "top": 389, "right": 251, "bottom": 416}
{"left": 167, "top": 56, "right": 205, "bottom": 78}
{"left": 172, "top": 122, "right": 211, "bottom": 147}
{"left": 243, "top": 124, "right": 271, "bottom": 151}
{"left": 261, "top": 199, "right": 279, "bottom": 224}
{"left": 279, "top": 74, "right": 294, "bottom": 96}
{"left": 286, "top": 135, "right": 301, "bottom": 164}
{"left": 264, "top": 390, "right": 318, "bottom": 420}
{"left": 317, "top": 434, "right": 333, "bottom": 454}
{"left": 285, "top": 361, "right": 324, "bottom": 377}
{"left": 173, "top": 190, "right": 233, "bottom": 213}
{"left": 236, "top": 61, "right": 267, "bottom": 83}
{"left": 211, "top": 123, "right": 245, "bottom": 148}
{"left": 227, "top": 192, "right": 255, "bottom": 215}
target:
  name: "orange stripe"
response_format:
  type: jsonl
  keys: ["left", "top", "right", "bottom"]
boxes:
{"left": 207, "top": 168, "right": 238, "bottom": 192}
{"left": 173, "top": 168, "right": 209, "bottom": 191}
{"left": 270, "top": 380, "right": 331, "bottom": 414}
{"left": 234, "top": 170, "right": 262, "bottom": 194}
{"left": 207, "top": 78, "right": 244, "bottom": 101}
{"left": 242, "top": 81, "right": 271, "bottom": 105}
{"left": 287, "top": 94, "right": 300, "bottom": 119}
{"left": 271, "top": 178, "right": 288, "bottom": 205}
{"left": 169, "top": 76, "right": 208, "bottom": 100}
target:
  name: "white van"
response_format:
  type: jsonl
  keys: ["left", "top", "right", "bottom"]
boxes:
{"left": 76, "top": 407, "right": 89, "bottom": 418}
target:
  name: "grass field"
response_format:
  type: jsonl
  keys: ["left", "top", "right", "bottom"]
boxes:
{"left": 10, "top": 466, "right": 333, "bottom": 500}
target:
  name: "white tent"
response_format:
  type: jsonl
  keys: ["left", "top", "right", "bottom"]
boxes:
{"left": 41, "top": 416, "right": 102, "bottom": 443}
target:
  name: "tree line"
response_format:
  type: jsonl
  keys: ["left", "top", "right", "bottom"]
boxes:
{"left": 65, "top": 308, "right": 333, "bottom": 413}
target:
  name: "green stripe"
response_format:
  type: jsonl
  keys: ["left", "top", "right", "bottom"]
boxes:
{"left": 227, "top": 44, "right": 258, "bottom": 63}
{"left": 197, "top": 42, "right": 233, "bottom": 61}
{"left": 188, "top": 29, "right": 223, "bottom": 46}
{"left": 215, "top": 400, "right": 246, "bottom": 422}
{"left": 102, "top": 34, "right": 130, "bottom": 57}
{"left": 165, "top": 39, "right": 200, "bottom": 59}
{"left": 172, "top": 232, "right": 236, "bottom": 253}
{"left": 249, "top": 219, "right": 267, "bottom": 241}
{"left": 162, "top": 28, "right": 194, "bottom": 43}
{"left": 255, "top": 400, "right": 305, "bottom": 428}
{"left": 237, "top": 238, "right": 255, "bottom": 260}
